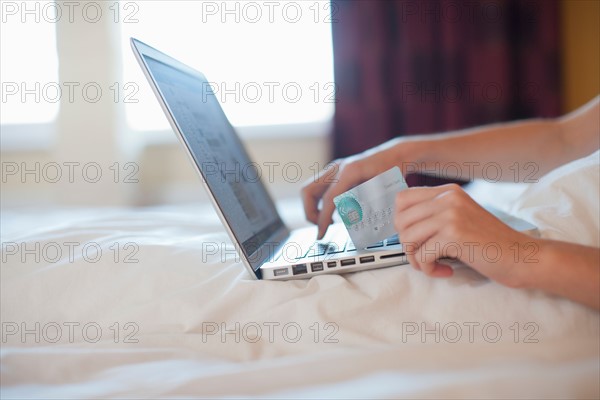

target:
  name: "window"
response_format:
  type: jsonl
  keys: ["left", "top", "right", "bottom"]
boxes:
{"left": 0, "top": 1, "right": 59, "bottom": 125}
{"left": 119, "top": 0, "right": 335, "bottom": 131}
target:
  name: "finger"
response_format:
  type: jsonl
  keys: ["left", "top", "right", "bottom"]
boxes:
{"left": 401, "top": 215, "right": 447, "bottom": 274}
{"left": 406, "top": 251, "right": 421, "bottom": 271}
{"left": 395, "top": 184, "right": 462, "bottom": 213}
{"left": 415, "top": 232, "right": 455, "bottom": 278}
{"left": 316, "top": 163, "right": 366, "bottom": 239}
{"left": 316, "top": 212, "right": 334, "bottom": 239}
{"left": 394, "top": 195, "right": 439, "bottom": 234}
{"left": 424, "top": 261, "right": 454, "bottom": 277}
{"left": 316, "top": 181, "right": 339, "bottom": 239}
{"left": 411, "top": 241, "right": 454, "bottom": 277}
{"left": 302, "top": 183, "right": 328, "bottom": 224}
{"left": 407, "top": 242, "right": 453, "bottom": 277}
{"left": 301, "top": 161, "right": 340, "bottom": 224}
{"left": 400, "top": 216, "right": 441, "bottom": 254}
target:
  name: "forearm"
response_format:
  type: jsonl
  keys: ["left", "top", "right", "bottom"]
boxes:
{"left": 423, "top": 119, "right": 565, "bottom": 180}
{"left": 394, "top": 118, "right": 565, "bottom": 182}
{"left": 386, "top": 96, "right": 599, "bottom": 182}
{"left": 525, "top": 239, "right": 600, "bottom": 310}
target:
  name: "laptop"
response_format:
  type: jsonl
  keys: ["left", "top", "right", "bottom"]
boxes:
{"left": 130, "top": 38, "right": 537, "bottom": 280}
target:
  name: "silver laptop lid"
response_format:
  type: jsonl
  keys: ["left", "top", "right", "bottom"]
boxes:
{"left": 131, "top": 38, "right": 290, "bottom": 279}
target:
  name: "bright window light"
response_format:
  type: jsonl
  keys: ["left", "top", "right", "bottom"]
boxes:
{"left": 120, "top": 0, "right": 335, "bottom": 131}
{"left": 0, "top": 1, "right": 59, "bottom": 125}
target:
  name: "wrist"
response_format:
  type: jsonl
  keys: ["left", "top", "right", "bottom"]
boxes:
{"left": 516, "top": 238, "right": 557, "bottom": 290}
{"left": 389, "top": 138, "right": 435, "bottom": 175}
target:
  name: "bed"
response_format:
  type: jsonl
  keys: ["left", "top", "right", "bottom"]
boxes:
{"left": 1, "top": 152, "right": 599, "bottom": 399}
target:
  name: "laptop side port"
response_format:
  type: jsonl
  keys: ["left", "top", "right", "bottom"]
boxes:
{"left": 327, "top": 261, "right": 337, "bottom": 268}
{"left": 311, "top": 262, "right": 324, "bottom": 272}
{"left": 292, "top": 264, "right": 308, "bottom": 275}
{"left": 380, "top": 252, "right": 405, "bottom": 259}
{"left": 340, "top": 258, "right": 356, "bottom": 266}
{"left": 359, "top": 255, "right": 375, "bottom": 264}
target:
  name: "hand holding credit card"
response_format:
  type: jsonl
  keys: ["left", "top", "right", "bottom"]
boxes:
{"left": 333, "top": 166, "right": 408, "bottom": 249}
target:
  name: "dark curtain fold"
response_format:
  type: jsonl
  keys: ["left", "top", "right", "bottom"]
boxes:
{"left": 331, "top": 0, "right": 561, "bottom": 186}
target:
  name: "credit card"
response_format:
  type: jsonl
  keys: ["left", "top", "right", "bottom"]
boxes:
{"left": 334, "top": 166, "right": 407, "bottom": 249}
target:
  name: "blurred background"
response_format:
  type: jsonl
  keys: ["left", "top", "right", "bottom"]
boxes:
{"left": 1, "top": 0, "right": 599, "bottom": 209}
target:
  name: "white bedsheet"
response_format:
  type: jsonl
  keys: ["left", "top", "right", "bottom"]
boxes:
{"left": 1, "top": 184, "right": 599, "bottom": 398}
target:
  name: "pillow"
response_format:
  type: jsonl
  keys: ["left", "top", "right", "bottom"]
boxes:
{"left": 510, "top": 150, "right": 600, "bottom": 247}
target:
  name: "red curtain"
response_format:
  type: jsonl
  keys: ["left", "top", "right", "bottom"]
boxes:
{"left": 331, "top": 0, "right": 561, "bottom": 186}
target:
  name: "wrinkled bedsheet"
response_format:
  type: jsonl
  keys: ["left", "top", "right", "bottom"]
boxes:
{"left": 1, "top": 179, "right": 599, "bottom": 398}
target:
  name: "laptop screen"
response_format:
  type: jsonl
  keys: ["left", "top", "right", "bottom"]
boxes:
{"left": 142, "top": 55, "right": 284, "bottom": 264}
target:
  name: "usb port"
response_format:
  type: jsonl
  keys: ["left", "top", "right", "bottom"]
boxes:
{"left": 340, "top": 258, "right": 356, "bottom": 266}
{"left": 360, "top": 255, "right": 375, "bottom": 264}
{"left": 274, "top": 267, "right": 289, "bottom": 276}
{"left": 292, "top": 264, "right": 307, "bottom": 275}
{"left": 327, "top": 261, "right": 337, "bottom": 268}
{"left": 311, "top": 262, "right": 324, "bottom": 272}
